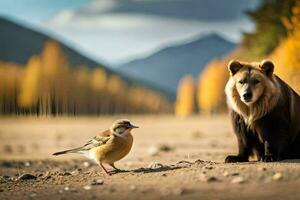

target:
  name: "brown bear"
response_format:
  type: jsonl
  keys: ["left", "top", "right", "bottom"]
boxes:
{"left": 225, "top": 60, "right": 300, "bottom": 162}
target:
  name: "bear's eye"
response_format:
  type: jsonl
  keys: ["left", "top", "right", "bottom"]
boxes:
{"left": 252, "top": 79, "right": 260, "bottom": 85}
{"left": 238, "top": 80, "right": 245, "bottom": 84}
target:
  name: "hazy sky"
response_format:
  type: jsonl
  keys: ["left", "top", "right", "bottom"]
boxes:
{"left": 0, "top": 0, "right": 259, "bottom": 67}
{"left": 0, "top": 0, "right": 90, "bottom": 23}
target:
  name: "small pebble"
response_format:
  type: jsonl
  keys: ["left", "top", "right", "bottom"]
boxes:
{"left": 91, "top": 179, "right": 104, "bottom": 185}
{"left": 231, "top": 177, "right": 245, "bottom": 184}
{"left": 204, "top": 166, "right": 214, "bottom": 170}
{"left": 159, "top": 144, "right": 173, "bottom": 152}
{"left": 83, "top": 162, "right": 90, "bottom": 168}
{"left": 83, "top": 185, "right": 92, "bottom": 190}
{"left": 64, "top": 186, "right": 70, "bottom": 191}
{"left": 232, "top": 172, "right": 239, "bottom": 176}
{"left": 17, "top": 174, "right": 37, "bottom": 181}
{"left": 24, "top": 161, "right": 31, "bottom": 167}
{"left": 148, "top": 162, "right": 164, "bottom": 170}
{"left": 59, "top": 172, "right": 72, "bottom": 176}
{"left": 273, "top": 172, "right": 283, "bottom": 181}
{"left": 130, "top": 185, "right": 137, "bottom": 191}
{"left": 71, "top": 169, "right": 81, "bottom": 175}
{"left": 44, "top": 171, "right": 50, "bottom": 176}
{"left": 199, "top": 173, "right": 218, "bottom": 182}
{"left": 223, "top": 171, "right": 229, "bottom": 177}
{"left": 194, "top": 159, "right": 205, "bottom": 164}
{"left": 176, "top": 160, "right": 192, "bottom": 168}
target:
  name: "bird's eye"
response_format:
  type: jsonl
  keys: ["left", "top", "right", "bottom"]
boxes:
{"left": 116, "top": 127, "right": 125, "bottom": 133}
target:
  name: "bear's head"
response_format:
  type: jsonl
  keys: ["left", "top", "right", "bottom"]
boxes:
{"left": 227, "top": 60, "right": 275, "bottom": 106}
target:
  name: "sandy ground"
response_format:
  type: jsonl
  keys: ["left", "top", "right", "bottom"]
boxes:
{"left": 0, "top": 115, "right": 300, "bottom": 200}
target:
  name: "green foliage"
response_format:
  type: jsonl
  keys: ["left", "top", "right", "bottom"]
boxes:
{"left": 242, "top": 0, "right": 296, "bottom": 57}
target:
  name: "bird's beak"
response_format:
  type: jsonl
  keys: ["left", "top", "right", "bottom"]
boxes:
{"left": 129, "top": 124, "right": 139, "bottom": 129}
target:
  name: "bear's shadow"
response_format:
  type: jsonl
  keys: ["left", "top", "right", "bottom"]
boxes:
{"left": 279, "top": 159, "right": 300, "bottom": 163}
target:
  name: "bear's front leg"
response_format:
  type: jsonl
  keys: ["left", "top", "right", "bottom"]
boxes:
{"left": 261, "top": 138, "right": 289, "bottom": 162}
{"left": 261, "top": 141, "right": 277, "bottom": 162}
{"left": 225, "top": 136, "right": 250, "bottom": 163}
{"left": 225, "top": 111, "right": 252, "bottom": 163}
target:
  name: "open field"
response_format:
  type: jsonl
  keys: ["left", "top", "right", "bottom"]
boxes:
{"left": 0, "top": 115, "right": 300, "bottom": 200}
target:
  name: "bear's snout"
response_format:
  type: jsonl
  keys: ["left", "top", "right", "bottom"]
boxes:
{"left": 243, "top": 92, "right": 252, "bottom": 102}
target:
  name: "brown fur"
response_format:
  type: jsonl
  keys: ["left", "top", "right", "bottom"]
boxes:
{"left": 225, "top": 60, "right": 300, "bottom": 162}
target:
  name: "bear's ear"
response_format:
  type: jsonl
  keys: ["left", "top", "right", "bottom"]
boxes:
{"left": 260, "top": 60, "right": 274, "bottom": 77}
{"left": 228, "top": 60, "right": 242, "bottom": 76}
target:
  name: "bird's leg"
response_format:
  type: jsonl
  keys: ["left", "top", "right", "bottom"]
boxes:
{"left": 109, "top": 163, "right": 120, "bottom": 171}
{"left": 98, "top": 163, "right": 111, "bottom": 176}
{"left": 109, "top": 163, "right": 122, "bottom": 173}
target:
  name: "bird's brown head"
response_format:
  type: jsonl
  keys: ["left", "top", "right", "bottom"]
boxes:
{"left": 110, "top": 119, "right": 139, "bottom": 135}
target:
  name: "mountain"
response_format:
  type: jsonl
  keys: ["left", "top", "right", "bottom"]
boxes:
{"left": 119, "top": 34, "right": 236, "bottom": 94}
{"left": 47, "top": 0, "right": 259, "bottom": 65}
{"left": 0, "top": 17, "right": 173, "bottom": 100}
{"left": 0, "top": 17, "right": 105, "bottom": 68}
{"left": 77, "top": 0, "right": 261, "bottom": 21}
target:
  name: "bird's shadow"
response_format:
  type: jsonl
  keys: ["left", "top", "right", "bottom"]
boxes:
{"left": 110, "top": 161, "right": 195, "bottom": 175}
{"left": 110, "top": 159, "right": 300, "bottom": 175}
{"left": 132, "top": 165, "right": 181, "bottom": 174}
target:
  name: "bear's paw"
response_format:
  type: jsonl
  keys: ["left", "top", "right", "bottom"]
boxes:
{"left": 225, "top": 155, "right": 248, "bottom": 163}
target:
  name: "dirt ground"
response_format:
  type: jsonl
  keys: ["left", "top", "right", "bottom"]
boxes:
{"left": 0, "top": 115, "right": 300, "bottom": 200}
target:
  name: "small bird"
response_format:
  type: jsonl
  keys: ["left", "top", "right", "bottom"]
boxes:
{"left": 53, "top": 119, "right": 138, "bottom": 175}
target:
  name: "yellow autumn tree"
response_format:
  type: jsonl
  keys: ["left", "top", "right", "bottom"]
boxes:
{"left": 0, "top": 40, "right": 173, "bottom": 115}
{"left": 127, "top": 85, "right": 145, "bottom": 112}
{"left": 91, "top": 68, "right": 107, "bottom": 92}
{"left": 107, "top": 75, "right": 125, "bottom": 95}
{"left": 197, "top": 59, "right": 229, "bottom": 114}
{"left": 0, "top": 62, "right": 23, "bottom": 114}
{"left": 18, "top": 55, "right": 41, "bottom": 108}
{"left": 106, "top": 74, "right": 128, "bottom": 113}
{"left": 175, "top": 75, "right": 196, "bottom": 117}
{"left": 271, "top": 2, "right": 300, "bottom": 93}
{"left": 41, "top": 40, "right": 68, "bottom": 80}
{"left": 39, "top": 40, "right": 71, "bottom": 115}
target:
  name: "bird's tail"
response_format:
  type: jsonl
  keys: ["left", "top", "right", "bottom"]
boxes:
{"left": 52, "top": 147, "right": 83, "bottom": 156}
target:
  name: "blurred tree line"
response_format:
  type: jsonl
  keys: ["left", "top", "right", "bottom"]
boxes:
{"left": 175, "top": 0, "right": 300, "bottom": 116}
{"left": 0, "top": 40, "right": 172, "bottom": 115}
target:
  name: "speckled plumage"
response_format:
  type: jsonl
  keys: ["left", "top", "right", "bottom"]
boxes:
{"left": 53, "top": 119, "right": 138, "bottom": 175}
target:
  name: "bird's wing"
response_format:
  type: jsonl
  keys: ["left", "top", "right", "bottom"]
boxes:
{"left": 53, "top": 130, "right": 113, "bottom": 155}
{"left": 80, "top": 131, "right": 112, "bottom": 151}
